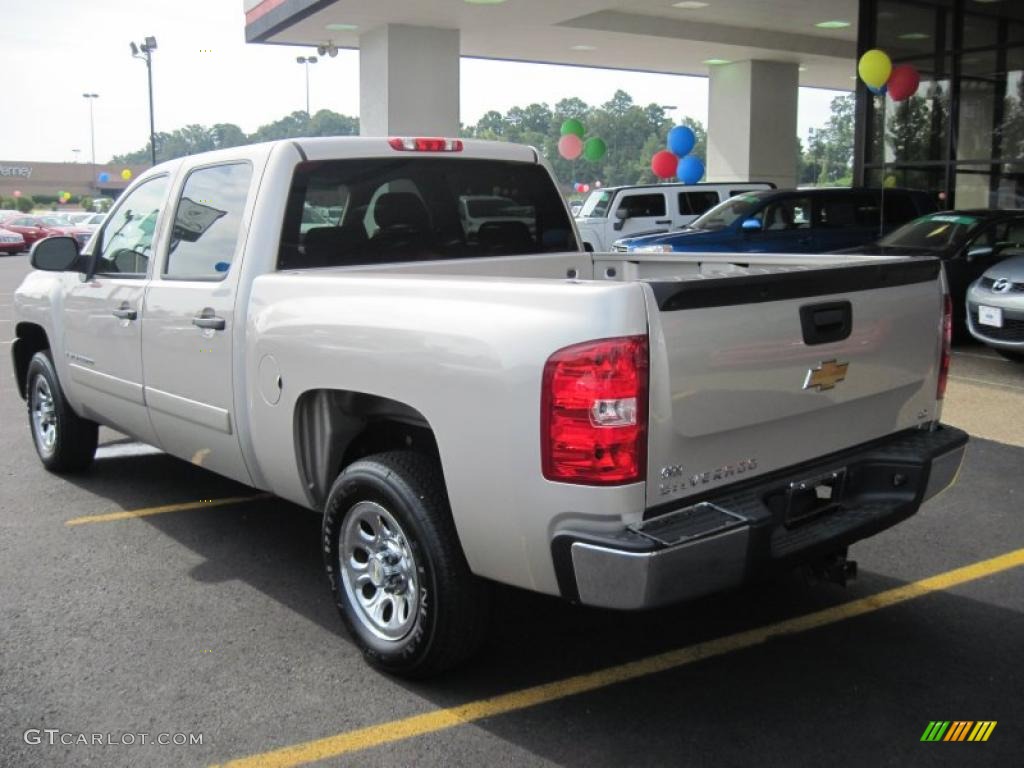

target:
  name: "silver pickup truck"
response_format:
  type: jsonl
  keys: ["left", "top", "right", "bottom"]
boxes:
{"left": 11, "top": 137, "right": 967, "bottom": 676}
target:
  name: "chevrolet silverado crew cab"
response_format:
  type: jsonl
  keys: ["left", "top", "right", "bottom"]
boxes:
{"left": 12, "top": 137, "right": 967, "bottom": 677}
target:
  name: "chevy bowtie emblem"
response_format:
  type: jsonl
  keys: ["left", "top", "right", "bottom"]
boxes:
{"left": 804, "top": 360, "right": 849, "bottom": 391}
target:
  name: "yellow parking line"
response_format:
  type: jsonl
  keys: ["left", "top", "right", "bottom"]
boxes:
{"left": 213, "top": 547, "right": 1024, "bottom": 768}
{"left": 65, "top": 494, "right": 272, "bottom": 526}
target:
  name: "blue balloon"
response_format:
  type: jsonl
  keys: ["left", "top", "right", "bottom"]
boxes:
{"left": 98, "top": 172, "right": 110, "bottom": 183}
{"left": 667, "top": 126, "right": 696, "bottom": 157}
{"left": 677, "top": 156, "right": 705, "bottom": 185}
{"left": 868, "top": 84, "right": 887, "bottom": 95}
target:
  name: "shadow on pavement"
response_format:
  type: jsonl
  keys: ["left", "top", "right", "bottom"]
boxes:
{"left": 57, "top": 440, "right": 1024, "bottom": 768}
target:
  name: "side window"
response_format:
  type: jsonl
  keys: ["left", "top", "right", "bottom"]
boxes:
{"left": 762, "top": 197, "right": 812, "bottom": 231}
{"left": 618, "top": 193, "right": 666, "bottom": 218}
{"left": 94, "top": 176, "right": 169, "bottom": 277}
{"left": 678, "top": 191, "right": 720, "bottom": 216}
{"left": 999, "top": 218, "right": 1024, "bottom": 248}
{"left": 817, "top": 198, "right": 859, "bottom": 229}
{"left": 165, "top": 162, "right": 253, "bottom": 280}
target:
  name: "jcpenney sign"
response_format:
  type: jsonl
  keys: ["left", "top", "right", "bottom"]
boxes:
{"left": 0, "top": 165, "right": 33, "bottom": 178}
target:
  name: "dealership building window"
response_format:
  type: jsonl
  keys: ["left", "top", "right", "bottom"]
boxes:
{"left": 856, "top": 0, "right": 1024, "bottom": 208}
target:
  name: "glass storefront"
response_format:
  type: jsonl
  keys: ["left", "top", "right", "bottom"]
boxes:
{"left": 858, "top": 0, "right": 1024, "bottom": 209}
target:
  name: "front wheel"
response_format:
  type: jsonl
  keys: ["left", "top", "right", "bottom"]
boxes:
{"left": 323, "top": 451, "right": 490, "bottom": 677}
{"left": 26, "top": 351, "right": 98, "bottom": 472}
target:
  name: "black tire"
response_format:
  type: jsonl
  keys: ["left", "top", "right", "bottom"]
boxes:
{"left": 25, "top": 351, "right": 98, "bottom": 472}
{"left": 997, "top": 349, "right": 1024, "bottom": 363}
{"left": 323, "top": 450, "right": 490, "bottom": 677}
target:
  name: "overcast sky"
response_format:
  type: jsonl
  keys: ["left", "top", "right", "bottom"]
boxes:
{"left": 1, "top": 0, "right": 846, "bottom": 163}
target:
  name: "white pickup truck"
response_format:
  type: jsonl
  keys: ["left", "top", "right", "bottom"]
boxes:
{"left": 12, "top": 137, "right": 967, "bottom": 677}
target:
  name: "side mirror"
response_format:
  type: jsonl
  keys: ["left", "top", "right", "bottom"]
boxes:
{"left": 741, "top": 217, "right": 763, "bottom": 232}
{"left": 30, "top": 236, "right": 83, "bottom": 272}
{"left": 966, "top": 245, "right": 994, "bottom": 261}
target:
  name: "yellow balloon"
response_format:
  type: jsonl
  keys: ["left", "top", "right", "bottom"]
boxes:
{"left": 121, "top": 169, "right": 133, "bottom": 181}
{"left": 858, "top": 49, "right": 892, "bottom": 89}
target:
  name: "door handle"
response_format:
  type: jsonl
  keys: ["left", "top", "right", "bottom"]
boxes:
{"left": 655, "top": 219, "right": 672, "bottom": 224}
{"left": 112, "top": 306, "right": 137, "bottom": 321}
{"left": 192, "top": 314, "right": 226, "bottom": 331}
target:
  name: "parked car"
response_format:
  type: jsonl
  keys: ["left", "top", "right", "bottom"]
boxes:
{"left": 68, "top": 212, "right": 106, "bottom": 228}
{"left": 35, "top": 215, "right": 96, "bottom": 250}
{"left": 12, "top": 137, "right": 965, "bottom": 677}
{"left": 0, "top": 226, "right": 26, "bottom": 254}
{"left": 576, "top": 181, "right": 776, "bottom": 251}
{"left": 966, "top": 253, "right": 1024, "bottom": 361}
{"left": 0, "top": 214, "right": 61, "bottom": 248}
{"left": 569, "top": 200, "right": 584, "bottom": 216}
{"left": 845, "top": 210, "right": 1024, "bottom": 333}
{"left": 614, "top": 187, "right": 935, "bottom": 254}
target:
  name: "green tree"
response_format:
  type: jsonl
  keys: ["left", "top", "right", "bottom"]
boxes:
{"left": 211, "top": 123, "right": 247, "bottom": 149}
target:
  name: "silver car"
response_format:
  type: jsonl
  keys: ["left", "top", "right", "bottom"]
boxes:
{"left": 966, "top": 253, "right": 1024, "bottom": 362}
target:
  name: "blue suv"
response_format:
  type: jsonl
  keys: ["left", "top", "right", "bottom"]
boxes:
{"left": 613, "top": 188, "right": 935, "bottom": 254}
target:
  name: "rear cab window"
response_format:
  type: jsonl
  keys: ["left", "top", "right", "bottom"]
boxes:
{"left": 278, "top": 158, "right": 576, "bottom": 269}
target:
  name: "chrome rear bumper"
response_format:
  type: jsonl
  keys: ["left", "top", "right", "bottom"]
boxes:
{"left": 556, "top": 425, "right": 968, "bottom": 610}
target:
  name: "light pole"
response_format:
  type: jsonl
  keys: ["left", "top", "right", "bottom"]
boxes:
{"left": 82, "top": 93, "right": 98, "bottom": 183}
{"left": 296, "top": 55, "right": 318, "bottom": 117}
{"left": 130, "top": 37, "right": 158, "bottom": 166}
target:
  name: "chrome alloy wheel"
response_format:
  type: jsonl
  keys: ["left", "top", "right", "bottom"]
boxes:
{"left": 31, "top": 375, "right": 57, "bottom": 456}
{"left": 339, "top": 500, "right": 420, "bottom": 641}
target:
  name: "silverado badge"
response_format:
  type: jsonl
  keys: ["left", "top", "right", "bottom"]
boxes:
{"left": 804, "top": 360, "right": 849, "bottom": 392}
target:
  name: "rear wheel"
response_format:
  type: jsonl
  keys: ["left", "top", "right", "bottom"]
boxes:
{"left": 26, "top": 351, "right": 98, "bottom": 472}
{"left": 997, "top": 349, "right": 1024, "bottom": 363}
{"left": 323, "top": 451, "right": 490, "bottom": 677}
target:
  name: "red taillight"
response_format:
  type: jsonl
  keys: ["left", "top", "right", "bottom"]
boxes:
{"left": 938, "top": 294, "right": 952, "bottom": 400}
{"left": 388, "top": 137, "right": 464, "bottom": 152}
{"left": 541, "top": 336, "right": 649, "bottom": 485}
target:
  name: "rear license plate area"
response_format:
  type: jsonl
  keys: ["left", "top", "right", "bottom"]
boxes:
{"left": 783, "top": 468, "right": 847, "bottom": 527}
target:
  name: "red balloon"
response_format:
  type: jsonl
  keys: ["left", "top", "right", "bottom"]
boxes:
{"left": 888, "top": 65, "right": 920, "bottom": 101}
{"left": 651, "top": 150, "right": 677, "bottom": 179}
{"left": 558, "top": 134, "right": 584, "bottom": 161}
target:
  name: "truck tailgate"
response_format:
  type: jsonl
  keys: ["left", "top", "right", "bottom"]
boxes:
{"left": 644, "top": 258, "right": 944, "bottom": 507}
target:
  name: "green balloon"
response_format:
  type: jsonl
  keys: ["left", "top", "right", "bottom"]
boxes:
{"left": 560, "top": 118, "right": 585, "bottom": 138}
{"left": 583, "top": 137, "right": 607, "bottom": 162}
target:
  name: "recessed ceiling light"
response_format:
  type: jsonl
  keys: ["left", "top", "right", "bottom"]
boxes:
{"left": 799, "top": 66, "right": 808, "bottom": 72}
{"left": 571, "top": 44, "right": 597, "bottom": 51}
{"left": 898, "top": 32, "right": 930, "bottom": 40}
{"left": 324, "top": 23, "right": 358, "bottom": 31}
{"left": 673, "top": 1, "right": 710, "bottom": 8}
{"left": 815, "top": 20, "right": 851, "bottom": 29}
{"left": 703, "top": 58, "right": 731, "bottom": 65}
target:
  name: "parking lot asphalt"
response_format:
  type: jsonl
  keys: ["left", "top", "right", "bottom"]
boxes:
{"left": 0, "top": 252, "right": 1021, "bottom": 768}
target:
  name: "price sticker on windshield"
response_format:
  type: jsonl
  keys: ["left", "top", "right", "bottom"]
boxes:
{"left": 978, "top": 305, "right": 1003, "bottom": 327}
